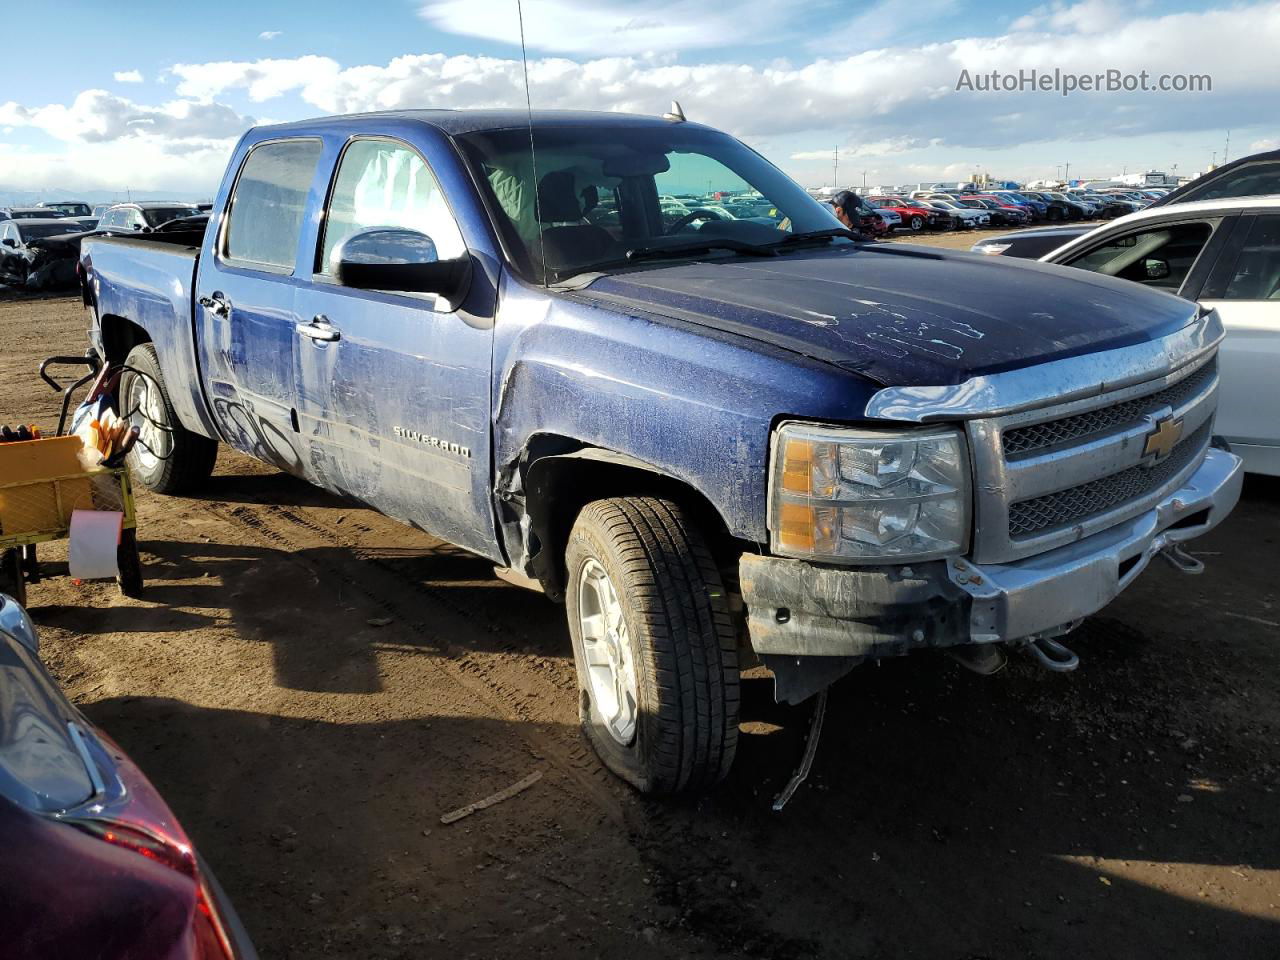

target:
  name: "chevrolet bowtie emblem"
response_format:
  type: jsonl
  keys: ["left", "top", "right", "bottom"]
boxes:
{"left": 1143, "top": 415, "right": 1184, "bottom": 462}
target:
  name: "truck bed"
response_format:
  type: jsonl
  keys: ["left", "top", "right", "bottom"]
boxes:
{"left": 80, "top": 233, "right": 219, "bottom": 441}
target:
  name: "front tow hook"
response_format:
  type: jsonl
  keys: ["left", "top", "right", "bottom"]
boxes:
{"left": 1022, "top": 636, "right": 1080, "bottom": 673}
{"left": 1159, "top": 542, "right": 1205, "bottom": 575}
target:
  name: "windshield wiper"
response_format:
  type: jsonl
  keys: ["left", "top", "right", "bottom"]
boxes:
{"left": 767, "top": 228, "right": 863, "bottom": 248}
{"left": 552, "top": 238, "right": 777, "bottom": 281}
{"left": 625, "top": 238, "right": 778, "bottom": 263}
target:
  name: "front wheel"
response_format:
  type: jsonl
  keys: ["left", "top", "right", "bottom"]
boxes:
{"left": 120, "top": 343, "right": 217, "bottom": 494}
{"left": 909, "top": 215, "right": 923, "bottom": 231}
{"left": 565, "top": 497, "right": 739, "bottom": 795}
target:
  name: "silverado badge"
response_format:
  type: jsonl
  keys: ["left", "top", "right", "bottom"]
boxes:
{"left": 1143, "top": 414, "right": 1184, "bottom": 462}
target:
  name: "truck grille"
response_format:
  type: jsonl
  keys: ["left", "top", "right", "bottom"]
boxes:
{"left": 1008, "top": 421, "right": 1211, "bottom": 538}
{"left": 1002, "top": 360, "right": 1216, "bottom": 458}
{"left": 967, "top": 353, "right": 1219, "bottom": 564}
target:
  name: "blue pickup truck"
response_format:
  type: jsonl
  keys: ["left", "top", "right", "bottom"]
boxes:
{"left": 79, "top": 109, "right": 1244, "bottom": 795}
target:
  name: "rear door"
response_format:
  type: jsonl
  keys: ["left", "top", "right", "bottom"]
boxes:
{"left": 1198, "top": 213, "right": 1280, "bottom": 474}
{"left": 292, "top": 136, "right": 500, "bottom": 558}
{"left": 197, "top": 138, "right": 324, "bottom": 474}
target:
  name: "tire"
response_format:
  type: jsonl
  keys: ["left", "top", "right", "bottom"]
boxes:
{"left": 120, "top": 343, "right": 217, "bottom": 494}
{"left": 0, "top": 548, "right": 27, "bottom": 607}
{"left": 909, "top": 215, "right": 923, "bottom": 231}
{"left": 117, "top": 528, "right": 144, "bottom": 598}
{"left": 565, "top": 497, "right": 739, "bottom": 795}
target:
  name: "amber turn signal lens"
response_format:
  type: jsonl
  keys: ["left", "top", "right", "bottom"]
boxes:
{"left": 780, "top": 439, "right": 814, "bottom": 494}
{"left": 777, "top": 501, "right": 816, "bottom": 552}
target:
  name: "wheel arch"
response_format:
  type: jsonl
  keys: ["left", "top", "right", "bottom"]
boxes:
{"left": 512, "top": 435, "right": 746, "bottom": 601}
{"left": 99, "top": 314, "right": 152, "bottom": 366}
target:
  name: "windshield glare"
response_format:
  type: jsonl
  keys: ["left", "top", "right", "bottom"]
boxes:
{"left": 454, "top": 124, "right": 846, "bottom": 281}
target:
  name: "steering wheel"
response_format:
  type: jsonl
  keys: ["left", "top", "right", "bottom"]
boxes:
{"left": 666, "top": 208, "right": 727, "bottom": 234}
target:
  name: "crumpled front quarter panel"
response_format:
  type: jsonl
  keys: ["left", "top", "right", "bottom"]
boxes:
{"left": 491, "top": 275, "right": 880, "bottom": 543}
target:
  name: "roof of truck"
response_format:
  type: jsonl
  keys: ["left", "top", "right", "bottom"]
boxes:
{"left": 256, "top": 109, "right": 714, "bottom": 137}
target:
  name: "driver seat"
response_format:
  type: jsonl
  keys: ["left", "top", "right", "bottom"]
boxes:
{"left": 535, "top": 171, "right": 621, "bottom": 273}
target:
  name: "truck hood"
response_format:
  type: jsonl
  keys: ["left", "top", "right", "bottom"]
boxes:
{"left": 575, "top": 245, "right": 1200, "bottom": 387}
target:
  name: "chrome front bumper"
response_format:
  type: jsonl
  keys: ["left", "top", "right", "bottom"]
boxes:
{"left": 740, "top": 448, "right": 1244, "bottom": 658}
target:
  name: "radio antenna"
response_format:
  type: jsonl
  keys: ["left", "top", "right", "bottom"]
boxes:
{"left": 516, "top": 0, "right": 547, "bottom": 285}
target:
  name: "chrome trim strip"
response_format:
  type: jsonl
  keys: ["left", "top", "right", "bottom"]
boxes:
{"left": 865, "top": 308, "right": 1222, "bottom": 422}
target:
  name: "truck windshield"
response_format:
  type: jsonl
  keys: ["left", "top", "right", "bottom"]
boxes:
{"left": 453, "top": 124, "right": 847, "bottom": 282}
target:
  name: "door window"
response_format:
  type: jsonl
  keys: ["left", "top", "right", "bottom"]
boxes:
{"left": 1063, "top": 220, "right": 1213, "bottom": 292}
{"left": 223, "top": 138, "right": 323, "bottom": 271}
{"left": 319, "top": 138, "right": 465, "bottom": 274}
{"left": 1211, "top": 216, "right": 1280, "bottom": 300}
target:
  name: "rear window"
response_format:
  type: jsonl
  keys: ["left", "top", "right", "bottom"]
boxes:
{"left": 17, "top": 223, "right": 76, "bottom": 240}
{"left": 223, "top": 139, "right": 322, "bottom": 270}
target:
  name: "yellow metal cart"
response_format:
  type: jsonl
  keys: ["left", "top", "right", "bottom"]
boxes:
{"left": 0, "top": 359, "right": 144, "bottom": 604}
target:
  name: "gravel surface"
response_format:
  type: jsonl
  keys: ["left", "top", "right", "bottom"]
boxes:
{"left": 3, "top": 286, "right": 1277, "bottom": 960}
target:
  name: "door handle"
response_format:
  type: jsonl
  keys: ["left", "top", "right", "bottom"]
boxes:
{"left": 296, "top": 315, "right": 341, "bottom": 342}
{"left": 198, "top": 291, "right": 230, "bottom": 318}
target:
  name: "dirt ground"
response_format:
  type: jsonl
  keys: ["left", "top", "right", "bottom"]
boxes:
{"left": 2, "top": 279, "right": 1278, "bottom": 960}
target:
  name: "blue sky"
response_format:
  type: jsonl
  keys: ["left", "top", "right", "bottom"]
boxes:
{"left": 2, "top": 0, "right": 1277, "bottom": 198}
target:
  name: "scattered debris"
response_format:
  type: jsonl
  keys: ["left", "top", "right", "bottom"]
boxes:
{"left": 440, "top": 770, "right": 544, "bottom": 824}
{"left": 367, "top": 617, "right": 394, "bottom": 627}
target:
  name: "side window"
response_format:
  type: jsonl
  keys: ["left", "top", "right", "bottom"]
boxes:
{"left": 1215, "top": 216, "right": 1280, "bottom": 300}
{"left": 1064, "top": 221, "right": 1213, "bottom": 292}
{"left": 319, "top": 139, "right": 465, "bottom": 274}
{"left": 1180, "top": 160, "right": 1280, "bottom": 204}
{"left": 224, "top": 138, "right": 323, "bottom": 271}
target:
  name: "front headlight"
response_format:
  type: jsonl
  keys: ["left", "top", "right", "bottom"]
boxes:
{"left": 768, "top": 422, "right": 970, "bottom": 563}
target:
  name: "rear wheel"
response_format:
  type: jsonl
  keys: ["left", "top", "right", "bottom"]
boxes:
{"left": 120, "top": 343, "right": 217, "bottom": 494}
{"left": 565, "top": 497, "right": 739, "bottom": 795}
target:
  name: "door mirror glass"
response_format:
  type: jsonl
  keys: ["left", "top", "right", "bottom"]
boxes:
{"left": 1, "top": 238, "right": 16, "bottom": 247}
{"left": 1144, "top": 258, "right": 1171, "bottom": 280}
{"left": 334, "top": 227, "right": 471, "bottom": 308}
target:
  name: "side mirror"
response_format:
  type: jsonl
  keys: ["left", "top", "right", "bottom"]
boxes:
{"left": 1144, "top": 258, "right": 1171, "bottom": 280}
{"left": 334, "top": 228, "right": 471, "bottom": 309}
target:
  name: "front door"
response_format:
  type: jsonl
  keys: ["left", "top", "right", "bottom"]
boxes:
{"left": 1199, "top": 213, "right": 1280, "bottom": 474}
{"left": 198, "top": 137, "right": 324, "bottom": 475}
{"left": 292, "top": 137, "right": 499, "bottom": 559}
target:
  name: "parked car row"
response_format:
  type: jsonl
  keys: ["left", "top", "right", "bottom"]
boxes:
{"left": 972, "top": 149, "right": 1280, "bottom": 477}
{"left": 0, "top": 201, "right": 202, "bottom": 290}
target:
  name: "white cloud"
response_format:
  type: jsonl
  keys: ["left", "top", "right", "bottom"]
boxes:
{"left": 169, "top": 1, "right": 1280, "bottom": 153}
{"left": 113, "top": 70, "right": 144, "bottom": 84}
{"left": 6, "top": 0, "right": 1280, "bottom": 192}
{"left": 172, "top": 55, "right": 340, "bottom": 102}
{"left": 1249, "top": 138, "right": 1279, "bottom": 152}
{"left": 0, "top": 90, "right": 251, "bottom": 144}
{"left": 417, "top": 0, "right": 824, "bottom": 55}
{"left": 259, "top": 30, "right": 283, "bottom": 40}
{"left": 0, "top": 139, "right": 233, "bottom": 193}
